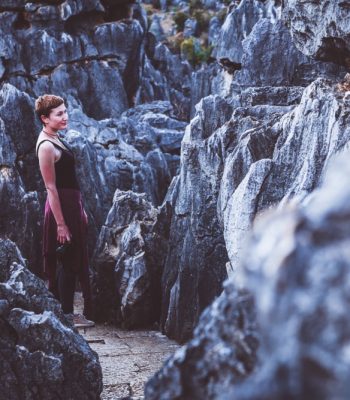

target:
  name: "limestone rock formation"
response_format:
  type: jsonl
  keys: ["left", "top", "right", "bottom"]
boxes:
{"left": 145, "top": 145, "right": 350, "bottom": 399}
{"left": 156, "top": 0, "right": 348, "bottom": 343}
{"left": 92, "top": 190, "right": 168, "bottom": 328}
{"left": 220, "top": 78, "right": 350, "bottom": 271}
{"left": 145, "top": 283, "right": 257, "bottom": 400}
{"left": 0, "top": 73, "right": 185, "bottom": 273}
{"left": 232, "top": 19, "right": 344, "bottom": 88}
{"left": 0, "top": 238, "right": 102, "bottom": 400}
{"left": 159, "top": 95, "right": 233, "bottom": 343}
{"left": 230, "top": 149, "right": 350, "bottom": 399}
{"left": 284, "top": 0, "right": 350, "bottom": 66}
{"left": 138, "top": 43, "right": 192, "bottom": 120}
{"left": 214, "top": 0, "right": 267, "bottom": 69}
{"left": 0, "top": 84, "right": 43, "bottom": 275}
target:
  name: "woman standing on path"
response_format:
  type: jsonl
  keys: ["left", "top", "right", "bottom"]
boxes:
{"left": 35, "top": 94, "right": 94, "bottom": 327}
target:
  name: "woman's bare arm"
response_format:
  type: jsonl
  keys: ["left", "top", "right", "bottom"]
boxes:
{"left": 38, "top": 141, "right": 71, "bottom": 243}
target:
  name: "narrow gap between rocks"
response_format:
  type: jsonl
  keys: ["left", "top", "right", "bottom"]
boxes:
{"left": 74, "top": 292, "right": 179, "bottom": 399}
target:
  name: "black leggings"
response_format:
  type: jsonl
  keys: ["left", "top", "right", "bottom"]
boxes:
{"left": 56, "top": 262, "right": 76, "bottom": 314}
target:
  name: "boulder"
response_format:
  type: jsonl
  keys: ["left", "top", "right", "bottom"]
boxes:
{"left": 220, "top": 78, "right": 350, "bottom": 271}
{"left": 214, "top": 0, "right": 267, "bottom": 68}
{"left": 92, "top": 190, "right": 167, "bottom": 328}
{"left": 0, "top": 85, "right": 43, "bottom": 276}
{"left": 0, "top": 238, "right": 102, "bottom": 400}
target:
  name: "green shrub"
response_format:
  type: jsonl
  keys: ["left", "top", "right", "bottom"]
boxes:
{"left": 180, "top": 36, "right": 213, "bottom": 67}
{"left": 180, "top": 37, "right": 196, "bottom": 64}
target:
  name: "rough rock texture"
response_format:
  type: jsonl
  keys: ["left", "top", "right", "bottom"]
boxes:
{"left": 220, "top": 78, "right": 350, "bottom": 271}
{"left": 92, "top": 190, "right": 169, "bottom": 328}
{"left": 159, "top": 95, "right": 234, "bottom": 343}
{"left": 155, "top": 0, "right": 347, "bottom": 342}
{"left": 144, "top": 83, "right": 350, "bottom": 398}
{"left": 1, "top": 4, "right": 144, "bottom": 117}
{"left": 0, "top": 76, "right": 185, "bottom": 273}
{"left": 138, "top": 42, "right": 192, "bottom": 120}
{"left": 0, "top": 238, "right": 102, "bottom": 400}
{"left": 1, "top": 0, "right": 192, "bottom": 119}
{"left": 231, "top": 149, "right": 350, "bottom": 399}
{"left": 231, "top": 19, "right": 345, "bottom": 89}
{"left": 0, "top": 84, "right": 43, "bottom": 275}
{"left": 284, "top": 0, "right": 350, "bottom": 67}
{"left": 214, "top": 0, "right": 268, "bottom": 68}
{"left": 0, "top": 0, "right": 189, "bottom": 281}
{"left": 145, "top": 283, "right": 257, "bottom": 400}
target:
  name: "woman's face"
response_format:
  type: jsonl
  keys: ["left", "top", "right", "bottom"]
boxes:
{"left": 42, "top": 103, "right": 68, "bottom": 131}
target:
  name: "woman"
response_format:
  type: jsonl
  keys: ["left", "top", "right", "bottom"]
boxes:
{"left": 35, "top": 94, "right": 94, "bottom": 327}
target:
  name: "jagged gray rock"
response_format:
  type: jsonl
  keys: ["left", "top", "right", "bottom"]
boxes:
{"left": 231, "top": 148, "right": 350, "bottom": 399}
{"left": 237, "top": 86, "right": 304, "bottom": 107}
{"left": 149, "top": 14, "right": 165, "bottom": 42}
{"left": 145, "top": 79, "right": 350, "bottom": 398}
{"left": 214, "top": 0, "right": 267, "bottom": 68}
{"left": 159, "top": 95, "right": 234, "bottom": 343}
{"left": 0, "top": 238, "right": 102, "bottom": 400}
{"left": 0, "top": 0, "right": 192, "bottom": 119}
{"left": 145, "top": 84, "right": 350, "bottom": 399}
{"left": 232, "top": 19, "right": 345, "bottom": 89}
{"left": 284, "top": 0, "right": 350, "bottom": 66}
{"left": 220, "top": 78, "right": 350, "bottom": 271}
{"left": 0, "top": 84, "right": 43, "bottom": 276}
{"left": 150, "top": 43, "right": 192, "bottom": 120}
{"left": 190, "top": 64, "right": 218, "bottom": 117}
{"left": 0, "top": 76, "right": 184, "bottom": 277}
{"left": 92, "top": 190, "right": 168, "bottom": 328}
{"left": 145, "top": 283, "right": 258, "bottom": 400}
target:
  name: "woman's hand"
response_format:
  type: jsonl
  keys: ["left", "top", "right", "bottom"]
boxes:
{"left": 57, "top": 223, "right": 72, "bottom": 244}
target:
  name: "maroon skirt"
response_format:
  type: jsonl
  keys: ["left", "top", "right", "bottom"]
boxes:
{"left": 43, "top": 188, "right": 89, "bottom": 289}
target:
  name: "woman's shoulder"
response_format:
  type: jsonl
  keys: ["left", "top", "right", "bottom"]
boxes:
{"left": 36, "top": 138, "right": 57, "bottom": 156}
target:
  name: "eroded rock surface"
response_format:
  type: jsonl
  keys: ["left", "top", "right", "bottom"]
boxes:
{"left": 231, "top": 149, "right": 350, "bottom": 399}
{"left": 159, "top": 95, "right": 233, "bottom": 343}
{"left": 145, "top": 283, "right": 257, "bottom": 400}
{"left": 92, "top": 190, "right": 168, "bottom": 328}
{"left": 0, "top": 239, "right": 102, "bottom": 400}
{"left": 220, "top": 78, "right": 350, "bottom": 271}
{"left": 284, "top": 0, "right": 350, "bottom": 66}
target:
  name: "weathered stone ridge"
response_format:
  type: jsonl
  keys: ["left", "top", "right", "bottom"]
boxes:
{"left": 0, "top": 238, "right": 103, "bottom": 400}
{"left": 231, "top": 149, "right": 350, "bottom": 399}
{"left": 145, "top": 283, "right": 257, "bottom": 399}
{"left": 159, "top": 95, "right": 233, "bottom": 343}
{"left": 284, "top": 0, "right": 350, "bottom": 66}
{"left": 92, "top": 190, "right": 167, "bottom": 328}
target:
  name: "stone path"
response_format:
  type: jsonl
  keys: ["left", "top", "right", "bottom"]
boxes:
{"left": 75, "top": 294, "right": 179, "bottom": 399}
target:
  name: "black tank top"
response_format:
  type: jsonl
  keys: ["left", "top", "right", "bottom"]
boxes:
{"left": 36, "top": 139, "right": 80, "bottom": 190}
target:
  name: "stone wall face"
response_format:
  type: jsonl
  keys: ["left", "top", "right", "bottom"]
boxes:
{"left": 144, "top": 0, "right": 350, "bottom": 398}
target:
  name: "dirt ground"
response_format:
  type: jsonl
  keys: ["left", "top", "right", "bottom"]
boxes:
{"left": 74, "top": 294, "right": 179, "bottom": 399}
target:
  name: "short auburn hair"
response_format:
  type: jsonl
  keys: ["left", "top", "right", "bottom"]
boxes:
{"left": 35, "top": 94, "right": 65, "bottom": 123}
